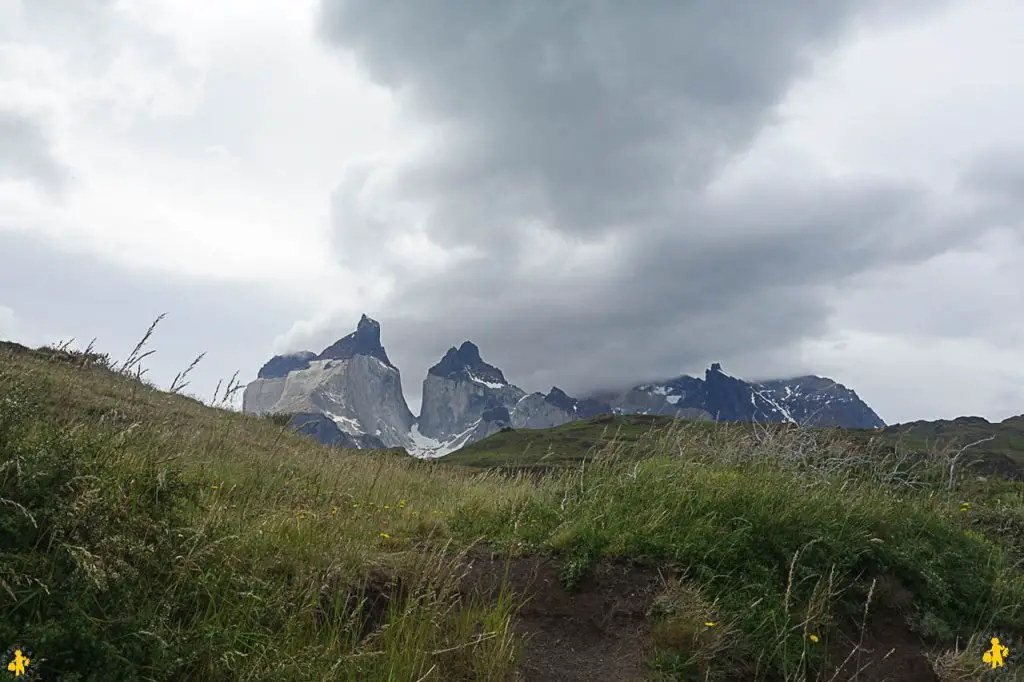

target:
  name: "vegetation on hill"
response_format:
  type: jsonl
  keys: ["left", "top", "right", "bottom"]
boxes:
{"left": 2, "top": 338, "right": 1023, "bottom": 681}
{"left": 444, "top": 413, "right": 1024, "bottom": 483}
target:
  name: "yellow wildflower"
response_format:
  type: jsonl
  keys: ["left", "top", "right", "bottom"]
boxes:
{"left": 809, "top": 634, "right": 820, "bottom": 643}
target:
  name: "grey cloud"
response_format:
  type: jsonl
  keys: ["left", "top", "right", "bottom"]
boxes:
{"left": 302, "top": 0, "right": 1010, "bottom": 410}
{"left": 0, "top": 304, "right": 21, "bottom": 341}
{"left": 0, "top": 230, "right": 306, "bottom": 400}
{"left": 319, "top": 1, "right": 943, "bottom": 245}
{"left": 0, "top": 111, "right": 70, "bottom": 193}
{"left": 960, "top": 147, "right": 1024, "bottom": 227}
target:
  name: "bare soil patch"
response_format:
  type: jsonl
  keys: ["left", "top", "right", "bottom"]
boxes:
{"left": 461, "top": 549, "right": 667, "bottom": 681}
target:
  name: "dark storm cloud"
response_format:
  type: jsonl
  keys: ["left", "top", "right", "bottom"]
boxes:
{"left": 310, "top": 0, "right": 998, "bottom": 401}
{"left": 319, "top": 0, "right": 902, "bottom": 243}
{"left": 0, "top": 111, "right": 69, "bottom": 193}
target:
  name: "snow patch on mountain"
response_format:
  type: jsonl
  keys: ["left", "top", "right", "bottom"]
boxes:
{"left": 407, "top": 420, "right": 483, "bottom": 459}
{"left": 467, "top": 372, "right": 505, "bottom": 389}
{"left": 752, "top": 389, "right": 796, "bottom": 424}
{"left": 326, "top": 412, "right": 365, "bottom": 435}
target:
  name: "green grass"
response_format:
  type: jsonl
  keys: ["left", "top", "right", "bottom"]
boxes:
{"left": 439, "top": 414, "right": 681, "bottom": 468}
{"left": 444, "top": 409, "right": 1024, "bottom": 484}
{"left": 874, "top": 415, "right": 1024, "bottom": 480}
{"left": 2, "top": 339, "right": 1024, "bottom": 681}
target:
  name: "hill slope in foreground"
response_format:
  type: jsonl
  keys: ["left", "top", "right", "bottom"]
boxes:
{"left": 2, "top": 340, "right": 1024, "bottom": 681}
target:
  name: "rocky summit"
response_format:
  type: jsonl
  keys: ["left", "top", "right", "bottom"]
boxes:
{"left": 242, "top": 316, "right": 885, "bottom": 457}
{"left": 242, "top": 315, "right": 415, "bottom": 450}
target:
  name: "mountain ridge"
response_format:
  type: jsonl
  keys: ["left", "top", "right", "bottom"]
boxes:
{"left": 242, "top": 315, "right": 886, "bottom": 456}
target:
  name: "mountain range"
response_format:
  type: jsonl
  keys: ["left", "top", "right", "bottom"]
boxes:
{"left": 241, "top": 315, "right": 885, "bottom": 457}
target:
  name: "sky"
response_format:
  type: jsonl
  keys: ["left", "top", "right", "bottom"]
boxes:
{"left": 1, "top": 0, "right": 1022, "bottom": 425}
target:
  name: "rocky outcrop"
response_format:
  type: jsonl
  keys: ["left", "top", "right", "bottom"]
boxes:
{"left": 286, "top": 412, "right": 387, "bottom": 449}
{"left": 753, "top": 375, "right": 885, "bottom": 429}
{"left": 510, "top": 387, "right": 615, "bottom": 429}
{"left": 242, "top": 316, "right": 415, "bottom": 449}
{"left": 318, "top": 314, "right": 397, "bottom": 369}
{"left": 418, "top": 341, "right": 526, "bottom": 443}
{"left": 258, "top": 351, "right": 317, "bottom": 379}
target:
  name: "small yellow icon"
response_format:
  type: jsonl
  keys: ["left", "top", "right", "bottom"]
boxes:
{"left": 983, "top": 636, "right": 1009, "bottom": 669}
{"left": 7, "top": 648, "right": 30, "bottom": 677}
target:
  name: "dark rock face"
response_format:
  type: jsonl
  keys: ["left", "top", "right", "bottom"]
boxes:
{"left": 700, "top": 364, "right": 771, "bottom": 421}
{"left": 286, "top": 412, "right": 387, "bottom": 449}
{"left": 481, "top": 404, "right": 511, "bottom": 425}
{"left": 318, "top": 314, "right": 396, "bottom": 369}
{"left": 606, "top": 364, "right": 881, "bottom": 429}
{"left": 417, "top": 341, "right": 524, "bottom": 442}
{"left": 258, "top": 351, "right": 316, "bottom": 379}
{"left": 755, "top": 376, "right": 885, "bottom": 429}
{"left": 544, "top": 387, "right": 576, "bottom": 412}
{"left": 545, "top": 387, "right": 612, "bottom": 418}
{"left": 428, "top": 341, "right": 507, "bottom": 385}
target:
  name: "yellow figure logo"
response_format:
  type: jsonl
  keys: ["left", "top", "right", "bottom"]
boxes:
{"left": 983, "top": 637, "right": 1009, "bottom": 669}
{"left": 6, "top": 649, "right": 30, "bottom": 677}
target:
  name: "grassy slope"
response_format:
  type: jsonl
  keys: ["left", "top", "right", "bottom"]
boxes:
{"left": 876, "top": 416, "right": 1024, "bottom": 479}
{"left": 443, "top": 412, "right": 1024, "bottom": 481}
{"left": 439, "top": 414, "right": 681, "bottom": 468}
{"left": 3, "top": 341, "right": 1024, "bottom": 681}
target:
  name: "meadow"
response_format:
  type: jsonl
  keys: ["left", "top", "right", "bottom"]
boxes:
{"left": 2, "top": 338, "right": 1022, "bottom": 680}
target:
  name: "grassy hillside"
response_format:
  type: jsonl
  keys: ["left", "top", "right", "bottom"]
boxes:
{"left": 439, "top": 414, "right": 680, "bottom": 468}
{"left": 3, "top": 339, "right": 1024, "bottom": 681}
{"left": 875, "top": 415, "right": 1024, "bottom": 480}
{"left": 444, "top": 413, "right": 1024, "bottom": 482}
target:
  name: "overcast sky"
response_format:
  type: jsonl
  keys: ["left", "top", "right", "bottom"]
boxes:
{"left": 2, "top": 0, "right": 1022, "bottom": 425}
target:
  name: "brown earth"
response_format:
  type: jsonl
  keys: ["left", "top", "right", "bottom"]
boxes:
{"left": 338, "top": 550, "right": 950, "bottom": 681}
{"left": 824, "top": 609, "right": 940, "bottom": 682}
{"left": 459, "top": 551, "right": 950, "bottom": 682}
{"left": 459, "top": 549, "right": 668, "bottom": 682}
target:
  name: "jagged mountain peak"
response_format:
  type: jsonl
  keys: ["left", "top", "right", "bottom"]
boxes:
{"left": 318, "top": 313, "right": 395, "bottom": 369}
{"left": 429, "top": 340, "right": 507, "bottom": 385}
{"left": 544, "top": 386, "right": 574, "bottom": 411}
{"left": 543, "top": 386, "right": 613, "bottom": 419}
